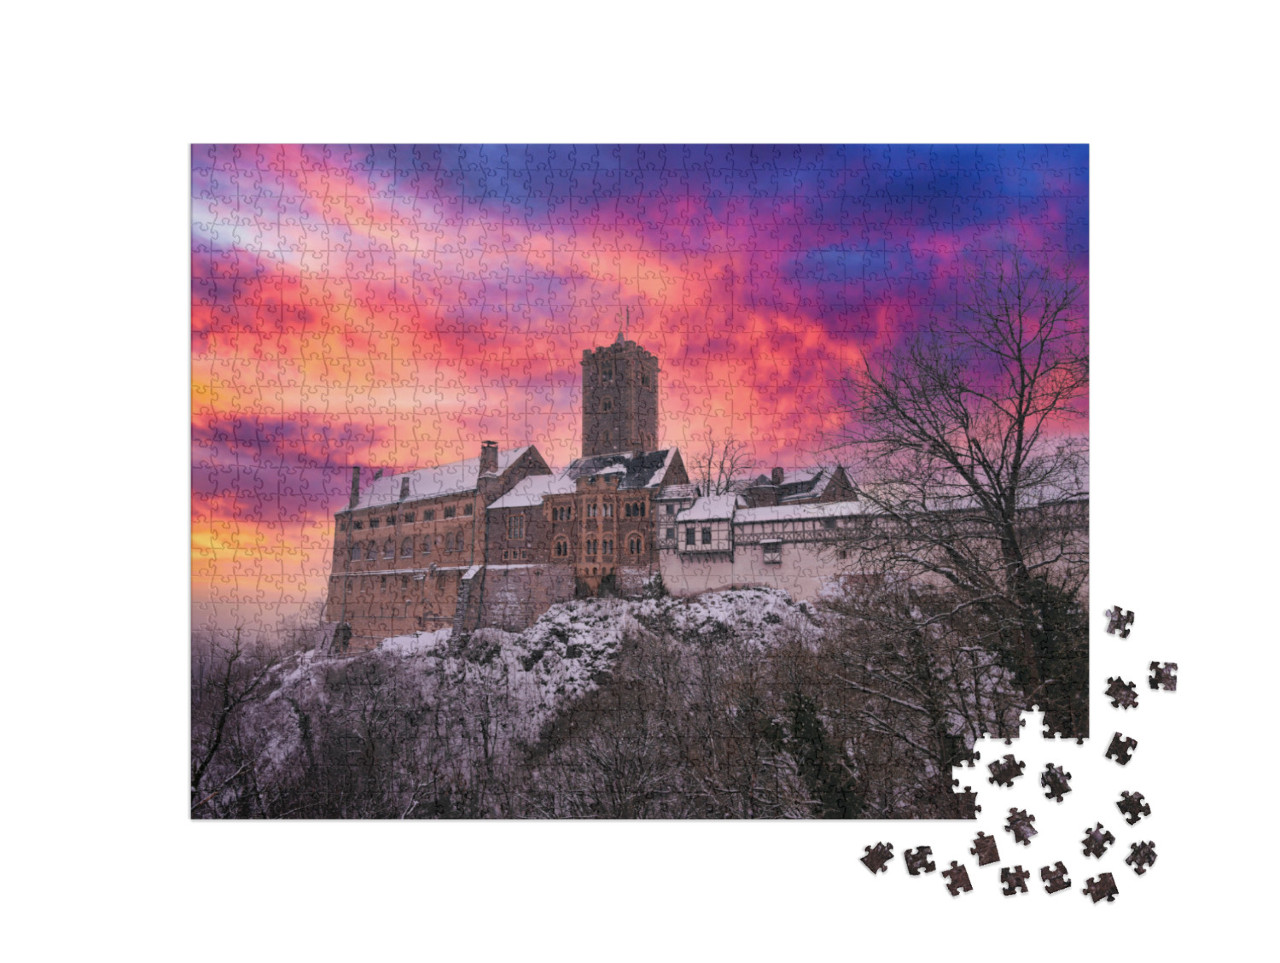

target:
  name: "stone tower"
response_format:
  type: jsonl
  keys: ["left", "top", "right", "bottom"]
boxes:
{"left": 581, "top": 333, "right": 659, "bottom": 456}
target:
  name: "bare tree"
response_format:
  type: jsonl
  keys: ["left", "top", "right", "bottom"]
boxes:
{"left": 689, "top": 430, "right": 754, "bottom": 496}
{"left": 836, "top": 251, "right": 1089, "bottom": 737}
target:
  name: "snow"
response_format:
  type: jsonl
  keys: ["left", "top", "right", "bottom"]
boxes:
{"left": 348, "top": 447, "right": 531, "bottom": 510}
{"left": 486, "top": 472, "right": 576, "bottom": 509}
{"left": 676, "top": 493, "right": 746, "bottom": 521}
{"left": 735, "top": 499, "right": 871, "bottom": 524}
{"left": 379, "top": 627, "right": 453, "bottom": 657}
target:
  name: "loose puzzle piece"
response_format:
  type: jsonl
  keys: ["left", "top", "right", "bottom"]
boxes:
{"left": 1126, "top": 841, "right": 1157, "bottom": 876}
{"left": 1041, "top": 763, "right": 1073, "bottom": 802}
{"left": 1082, "top": 822, "right": 1115, "bottom": 858}
{"left": 1105, "top": 606, "right": 1134, "bottom": 637}
{"left": 1083, "top": 872, "right": 1119, "bottom": 903}
{"left": 951, "top": 781, "right": 981, "bottom": 817}
{"left": 1041, "top": 861, "right": 1071, "bottom": 894}
{"left": 1001, "top": 865, "right": 1031, "bottom": 895}
{"left": 987, "top": 752, "right": 1026, "bottom": 787}
{"left": 970, "top": 831, "right": 1000, "bottom": 866}
{"left": 1105, "top": 732, "right": 1138, "bottom": 765}
{"left": 942, "top": 861, "right": 973, "bottom": 897}
{"left": 904, "top": 847, "right": 936, "bottom": 876}
{"left": 1004, "top": 808, "right": 1037, "bottom": 846}
{"left": 1149, "top": 662, "right": 1178, "bottom": 691}
{"left": 1116, "top": 790, "right": 1151, "bottom": 825}
{"left": 1105, "top": 676, "right": 1139, "bottom": 709}
{"left": 861, "top": 842, "right": 894, "bottom": 874}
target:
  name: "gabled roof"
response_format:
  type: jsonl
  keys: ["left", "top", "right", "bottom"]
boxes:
{"left": 567, "top": 449, "right": 679, "bottom": 490}
{"left": 486, "top": 472, "right": 577, "bottom": 510}
{"left": 348, "top": 447, "right": 531, "bottom": 511}
{"left": 676, "top": 493, "right": 747, "bottom": 522}
{"left": 656, "top": 483, "right": 700, "bottom": 501}
{"left": 735, "top": 500, "right": 873, "bottom": 524}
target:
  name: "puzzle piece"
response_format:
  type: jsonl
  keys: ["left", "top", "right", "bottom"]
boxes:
{"left": 970, "top": 831, "right": 1000, "bottom": 866}
{"left": 904, "top": 847, "right": 936, "bottom": 876}
{"left": 942, "top": 861, "right": 973, "bottom": 896}
{"left": 1082, "top": 822, "right": 1115, "bottom": 858}
{"left": 1004, "top": 808, "right": 1037, "bottom": 846}
{"left": 1041, "top": 763, "right": 1073, "bottom": 802}
{"left": 1116, "top": 790, "right": 1151, "bottom": 825}
{"left": 1105, "top": 606, "right": 1134, "bottom": 637}
{"left": 1105, "top": 676, "right": 1139, "bottom": 709}
{"left": 1126, "top": 841, "right": 1157, "bottom": 875}
{"left": 1001, "top": 865, "right": 1031, "bottom": 895}
{"left": 1149, "top": 662, "right": 1178, "bottom": 691}
{"left": 951, "top": 781, "right": 982, "bottom": 817}
{"left": 1083, "top": 872, "right": 1119, "bottom": 903}
{"left": 1041, "top": 861, "right": 1071, "bottom": 894}
{"left": 987, "top": 752, "right": 1026, "bottom": 787}
{"left": 861, "top": 842, "right": 894, "bottom": 874}
{"left": 1105, "top": 732, "right": 1138, "bottom": 765}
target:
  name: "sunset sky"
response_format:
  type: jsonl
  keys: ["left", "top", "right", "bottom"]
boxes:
{"left": 191, "top": 144, "right": 1089, "bottom": 637}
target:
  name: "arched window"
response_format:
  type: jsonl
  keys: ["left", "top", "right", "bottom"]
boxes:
{"left": 350, "top": 543, "right": 361, "bottom": 561}
{"left": 422, "top": 537, "right": 432, "bottom": 555}
{"left": 445, "top": 532, "right": 454, "bottom": 552}
{"left": 383, "top": 539, "right": 394, "bottom": 558}
{"left": 629, "top": 534, "right": 643, "bottom": 555}
{"left": 367, "top": 542, "right": 377, "bottom": 561}
{"left": 401, "top": 538, "right": 413, "bottom": 558}
{"left": 554, "top": 537, "right": 568, "bottom": 558}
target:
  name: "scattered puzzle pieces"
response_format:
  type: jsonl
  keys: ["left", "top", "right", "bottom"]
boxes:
{"left": 1083, "top": 872, "right": 1119, "bottom": 903}
{"left": 942, "top": 861, "right": 973, "bottom": 896}
{"left": 1041, "top": 763, "right": 1073, "bottom": 802}
{"left": 904, "top": 847, "right": 936, "bottom": 876}
{"left": 1001, "top": 865, "right": 1031, "bottom": 895}
{"left": 1126, "top": 841, "right": 1157, "bottom": 876}
{"left": 1105, "top": 676, "right": 1139, "bottom": 709}
{"left": 1041, "top": 862, "right": 1072, "bottom": 894}
{"left": 1105, "top": 732, "right": 1138, "bottom": 765}
{"left": 1117, "top": 790, "right": 1151, "bottom": 825}
{"left": 987, "top": 752, "right": 1026, "bottom": 787}
{"left": 1149, "top": 662, "right": 1178, "bottom": 691}
{"left": 1005, "top": 808, "right": 1037, "bottom": 846}
{"left": 1105, "top": 606, "right": 1134, "bottom": 637}
{"left": 970, "top": 831, "right": 1001, "bottom": 866}
{"left": 1082, "top": 823, "right": 1115, "bottom": 858}
{"left": 861, "top": 842, "right": 894, "bottom": 874}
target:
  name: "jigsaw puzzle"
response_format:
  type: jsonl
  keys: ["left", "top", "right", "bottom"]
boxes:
{"left": 1117, "top": 791, "right": 1151, "bottom": 825}
{"left": 1106, "top": 732, "right": 1139, "bottom": 765}
{"left": 904, "top": 847, "right": 936, "bottom": 876}
{"left": 1005, "top": 808, "right": 1038, "bottom": 846}
{"left": 1126, "top": 841, "right": 1158, "bottom": 876}
{"left": 190, "top": 144, "right": 1090, "bottom": 820}
{"left": 1105, "top": 676, "right": 1139, "bottom": 709}
{"left": 1001, "top": 866, "right": 1031, "bottom": 896}
{"left": 1041, "top": 862, "right": 1072, "bottom": 895}
{"left": 970, "top": 831, "right": 1001, "bottom": 866}
{"left": 1105, "top": 607, "right": 1134, "bottom": 637}
{"left": 1149, "top": 662, "right": 1178, "bottom": 691}
{"left": 1041, "top": 763, "right": 1073, "bottom": 802}
{"left": 1083, "top": 873, "right": 1119, "bottom": 903}
{"left": 861, "top": 843, "right": 894, "bottom": 874}
{"left": 943, "top": 862, "right": 974, "bottom": 897}
{"left": 1082, "top": 823, "right": 1116, "bottom": 858}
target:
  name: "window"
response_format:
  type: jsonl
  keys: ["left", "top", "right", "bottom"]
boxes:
{"left": 444, "top": 533, "right": 454, "bottom": 552}
{"left": 401, "top": 575, "right": 409, "bottom": 588}
{"left": 401, "top": 538, "right": 413, "bottom": 557}
{"left": 508, "top": 515, "right": 525, "bottom": 540}
{"left": 823, "top": 518, "right": 836, "bottom": 530}
{"left": 588, "top": 502, "right": 597, "bottom": 518}
{"left": 666, "top": 528, "right": 675, "bottom": 540}
{"left": 384, "top": 539, "right": 395, "bottom": 558}
{"left": 603, "top": 364, "right": 613, "bottom": 381}
{"left": 602, "top": 398, "right": 612, "bottom": 412}
{"left": 641, "top": 373, "right": 650, "bottom": 387}
{"left": 602, "top": 539, "right": 613, "bottom": 556}
{"left": 350, "top": 543, "right": 361, "bottom": 561}
{"left": 339, "top": 519, "right": 348, "bottom": 532}
{"left": 424, "top": 510, "right": 435, "bottom": 521}
{"left": 464, "top": 504, "right": 473, "bottom": 516}
{"left": 367, "top": 542, "right": 376, "bottom": 560}
{"left": 380, "top": 575, "right": 387, "bottom": 589}
{"left": 763, "top": 543, "right": 781, "bottom": 564}
{"left": 370, "top": 518, "right": 380, "bottom": 529}
{"left": 521, "top": 549, "right": 528, "bottom": 560}
{"left": 701, "top": 527, "right": 712, "bottom": 545}
{"left": 685, "top": 527, "right": 695, "bottom": 546}
{"left": 586, "top": 539, "right": 597, "bottom": 556}
{"left": 837, "top": 549, "right": 848, "bottom": 560}
{"left": 629, "top": 534, "right": 643, "bottom": 555}
{"left": 404, "top": 512, "right": 415, "bottom": 523}
{"left": 502, "top": 550, "right": 509, "bottom": 560}
{"left": 554, "top": 538, "right": 568, "bottom": 557}
{"left": 665, "top": 504, "right": 673, "bottom": 515}
{"left": 354, "top": 521, "right": 364, "bottom": 530}
{"left": 444, "top": 506, "right": 456, "bottom": 519}
{"left": 603, "top": 502, "right": 613, "bottom": 517}
{"left": 385, "top": 516, "right": 395, "bottom": 526}
{"left": 422, "top": 538, "right": 431, "bottom": 555}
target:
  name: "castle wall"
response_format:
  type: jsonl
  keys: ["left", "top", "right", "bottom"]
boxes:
{"left": 470, "top": 565, "right": 577, "bottom": 632}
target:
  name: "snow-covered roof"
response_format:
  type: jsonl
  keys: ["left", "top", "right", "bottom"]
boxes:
{"left": 348, "top": 447, "right": 531, "bottom": 511}
{"left": 735, "top": 499, "right": 871, "bottom": 524}
{"left": 567, "top": 448, "right": 679, "bottom": 489}
{"left": 657, "top": 483, "right": 700, "bottom": 501}
{"left": 677, "top": 493, "right": 746, "bottom": 522}
{"left": 486, "top": 472, "right": 577, "bottom": 510}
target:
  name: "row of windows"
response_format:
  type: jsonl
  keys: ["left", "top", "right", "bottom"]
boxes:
{"left": 340, "top": 504, "right": 472, "bottom": 532}
{"left": 348, "top": 533, "right": 468, "bottom": 560}
{"left": 551, "top": 505, "right": 573, "bottom": 521}
{"left": 685, "top": 526, "right": 714, "bottom": 546}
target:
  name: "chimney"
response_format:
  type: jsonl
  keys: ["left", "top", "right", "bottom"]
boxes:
{"left": 771, "top": 467, "right": 784, "bottom": 486}
{"left": 480, "top": 440, "right": 498, "bottom": 475}
{"left": 349, "top": 466, "right": 361, "bottom": 509}
{"left": 399, "top": 477, "right": 410, "bottom": 501}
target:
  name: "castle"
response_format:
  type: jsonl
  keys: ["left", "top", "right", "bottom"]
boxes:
{"left": 322, "top": 334, "right": 862, "bottom": 650}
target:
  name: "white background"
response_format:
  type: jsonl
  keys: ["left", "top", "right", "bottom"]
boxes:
{"left": 4, "top": 2, "right": 1275, "bottom": 959}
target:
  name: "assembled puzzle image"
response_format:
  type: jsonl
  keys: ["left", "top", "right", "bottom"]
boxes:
{"left": 192, "top": 145, "right": 1089, "bottom": 819}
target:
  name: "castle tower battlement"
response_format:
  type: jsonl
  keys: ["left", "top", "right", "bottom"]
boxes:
{"left": 581, "top": 333, "right": 659, "bottom": 457}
